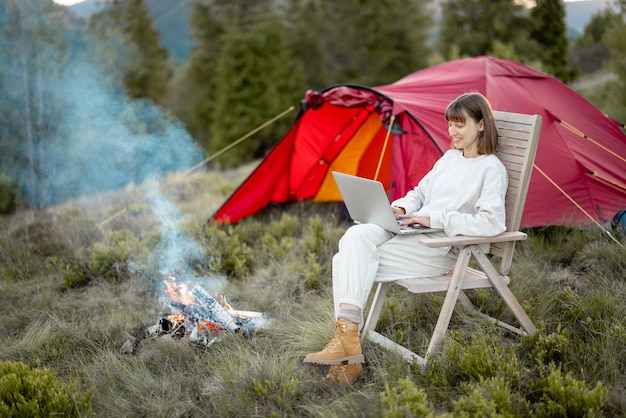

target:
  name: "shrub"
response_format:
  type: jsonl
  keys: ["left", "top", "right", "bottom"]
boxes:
{"left": 452, "top": 376, "right": 530, "bottom": 417}
{"left": 432, "top": 330, "right": 522, "bottom": 386}
{"left": 302, "top": 252, "right": 323, "bottom": 289}
{"left": 520, "top": 325, "right": 571, "bottom": 367}
{"left": 301, "top": 215, "right": 329, "bottom": 257}
{"left": 381, "top": 377, "right": 436, "bottom": 418}
{"left": 0, "top": 360, "right": 92, "bottom": 417}
{"left": 203, "top": 224, "right": 254, "bottom": 279}
{"left": 532, "top": 365, "right": 608, "bottom": 417}
{"left": 59, "top": 228, "right": 151, "bottom": 288}
{"left": 61, "top": 258, "right": 95, "bottom": 289}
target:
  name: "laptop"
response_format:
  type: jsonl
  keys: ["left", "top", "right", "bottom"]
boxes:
{"left": 332, "top": 171, "right": 441, "bottom": 235}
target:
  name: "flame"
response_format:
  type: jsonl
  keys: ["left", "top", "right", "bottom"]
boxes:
{"left": 163, "top": 275, "right": 195, "bottom": 305}
{"left": 149, "top": 274, "right": 263, "bottom": 346}
{"left": 199, "top": 319, "right": 220, "bottom": 331}
{"left": 167, "top": 312, "right": 185, "bottom": 325}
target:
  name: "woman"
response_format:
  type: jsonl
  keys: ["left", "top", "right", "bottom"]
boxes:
{"left": 303, "top": 92, "right": 508, "bottom": 385}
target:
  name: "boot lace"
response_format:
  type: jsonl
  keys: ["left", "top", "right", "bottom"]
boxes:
{"left": 323, "top": 322, "right": 345, "bottom": 352}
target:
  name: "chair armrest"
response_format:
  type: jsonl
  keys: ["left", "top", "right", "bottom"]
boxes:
{"left": 422, "top": 231, "right": 527, "bottom": 248}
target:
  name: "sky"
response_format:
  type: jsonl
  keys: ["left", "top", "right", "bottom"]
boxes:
{"left": 53, "top": 0, "right": 86, "bottom": 5}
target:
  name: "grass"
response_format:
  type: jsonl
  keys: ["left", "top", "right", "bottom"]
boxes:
{"left": 1, "top": 164, "right": 625, "bottom": 417}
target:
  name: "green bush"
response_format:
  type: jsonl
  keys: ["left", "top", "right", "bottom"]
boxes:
{"left": 87, "top": 230, "right": 145, "bottom": 280}
{"left": 381, "top": 377, "right": 436, "bottom": 418}
{"left": 300, "top": 215, "right": 329, "bottom": 256}
{"left": 0, "top": 360, "right": 92, "bottom": 417}
{"left": 204, "top": 224, "right": 254, "bottom": 279}
{"left": 60, "top": 228, "right": 150, "bottom": 288}
{"left": 533, "top": 365, "right": 608, "bottom": 417}
{"left": 61, "top": 258, "right": 95, "bottom": 289}
{"left": 432, "top": 330, "right": 522, "bottom": 386}
{"left": 520, "top": 325, "right": 570, "bottom": 367}
{"left": 525, "top": 226, "right": 590, "bottom": 267}
{"left": 452, "top": 376, "right": 530, "bottom": 417}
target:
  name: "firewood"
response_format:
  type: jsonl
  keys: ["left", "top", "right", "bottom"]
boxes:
{"left": 191, "top": 286, "right": 240, "bottom": 333}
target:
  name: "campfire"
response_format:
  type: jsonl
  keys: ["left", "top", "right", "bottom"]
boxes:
{"left": 146, "top": 275, "right": 266, "bottom": 347}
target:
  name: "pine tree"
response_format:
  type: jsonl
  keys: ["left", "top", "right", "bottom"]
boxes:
{"left": 186, "top": 0, "right": 305, "bottom": 164}
{"left": 283, "top": 0, "right": 333, "bottom": 89}
{"left": 603, "top": 1, "right": 626, "bottom": 122}
{"left": 438, "top": 0, "right": 530, "bottom": 60}
{"left": 183, "top": 0, "right": 229, "bottom": 150}
{"left": 530, "top": 0, "right": 570, "bottom": 82}
{"left": 208, "top": 4, "right": 305, "bottom": 166}
{"left": 285, "top": 0, "right": 433, "bottom": 87}
{"left": 89, "top": 0, "right": 172, "bottom": 105}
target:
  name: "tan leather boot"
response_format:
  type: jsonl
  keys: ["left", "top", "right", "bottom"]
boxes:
{"left": 324, "top": 363, "right": 363, "bottom": 386}
{"left": 303, "top": 319, "right": 364, "bottom": 365}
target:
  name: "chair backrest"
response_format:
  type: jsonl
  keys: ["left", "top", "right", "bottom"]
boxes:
{"left": 491, "top": 111, "right": 542, "bottom": 272}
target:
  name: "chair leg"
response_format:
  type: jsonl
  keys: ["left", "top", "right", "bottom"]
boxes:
{"left": 457, "top": 290, "right": 473, "bottom": 310}
{"left": 363, "top": 282, "right": 391, "bottom": 334}
{"left": 470, "top": 246, "right": 536, "bottom": 335}
{"left": 425, "top": 247, "right": 472, "bottom": 358}
{"left": 458, "top": 288, "right": 527, "bottom": 335}
{"left": 364, "top": 281, "right": 428, "bottom": 365}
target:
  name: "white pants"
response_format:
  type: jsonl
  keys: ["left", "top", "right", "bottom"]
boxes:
{"left": 332, "top": 223, "right": 455, "bottom": 321}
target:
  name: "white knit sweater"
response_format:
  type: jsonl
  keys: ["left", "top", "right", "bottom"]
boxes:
{"left": 391, "top": 149, "right": 508, "bottom": 237}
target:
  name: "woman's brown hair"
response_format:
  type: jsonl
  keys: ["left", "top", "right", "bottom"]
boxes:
{"left": 445, "top": 92, "right": 499, "bottom": 155}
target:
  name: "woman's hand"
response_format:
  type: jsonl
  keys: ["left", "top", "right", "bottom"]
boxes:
{"left": 391, "top": 206, "right": 406, "bottom": 217}
{"left": 396, "top": 213, "right": 431, "bottom": 227}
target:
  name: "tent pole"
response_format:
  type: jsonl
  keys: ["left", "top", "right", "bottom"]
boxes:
{"left": 559, "top": 120, "right": 626, "bottom": 164}
{"left": 374, "top": 115, "right": 395, "bottom": 181}
{"left": 533, "top": 164, "right": 623, "bottom": 247}
{"left": 590, "top": 171, "right": 626, "bottom": 192}
{"left": 98, "top": 105, "right": 296, "bottom": 228}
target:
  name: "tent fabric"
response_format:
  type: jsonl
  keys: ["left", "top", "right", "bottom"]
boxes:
{"left": 212, "top": 56, "right": 626, "bottom": 228}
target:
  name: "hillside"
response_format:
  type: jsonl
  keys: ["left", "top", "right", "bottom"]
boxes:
{"left": 566, "top": 0, "right": 613, "bottom": 34}
{"left": 66, "top": 0, "right": 612, "bottom": 64}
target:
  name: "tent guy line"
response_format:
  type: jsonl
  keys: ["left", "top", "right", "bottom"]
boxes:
{"left": 533, "top": 164, "right": 623, "bottom": 247}
{"left": 182, "top": 106, "right": 296, "bottom": 177}
{"left": 97, "top": 105, "right": 296, "bottom": 228}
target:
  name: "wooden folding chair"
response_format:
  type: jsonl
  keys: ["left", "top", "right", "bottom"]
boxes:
{"left": 363, "top": 111, "right": 542, "bottom": 366}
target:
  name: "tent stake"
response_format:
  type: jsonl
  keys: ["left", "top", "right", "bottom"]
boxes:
{"left": 98, "top": 105, "right": 296, "bottom": 228}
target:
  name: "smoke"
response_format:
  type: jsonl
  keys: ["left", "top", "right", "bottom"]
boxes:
{"left": 29, "top": 57, "right": 203, "bottom": 205}
{"left": 145, "top": 181, "right": 226, "bottom": 302}
{"left": 0, "top": 1, "right": 218, "bottom": 289}
{"left": 0, "top": 1, "right": 204, "bottom": 206}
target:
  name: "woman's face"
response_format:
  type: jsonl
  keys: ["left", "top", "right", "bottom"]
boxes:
{"left": 447, "top": 112, "right": 484, "bottom": 157}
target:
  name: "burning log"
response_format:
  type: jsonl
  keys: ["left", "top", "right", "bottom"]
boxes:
{"left": 146, "top": 276, "right": 267, "bottom": 347}
{"left": 174, "top": 302, "right": 231, "bottom": 333}
{"left": 191, "top": 286, "right": 240, "bottom": 333}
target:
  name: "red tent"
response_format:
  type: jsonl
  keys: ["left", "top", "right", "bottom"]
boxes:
{"left": 212, "top": 56, "right": 626, "bottom": 228}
